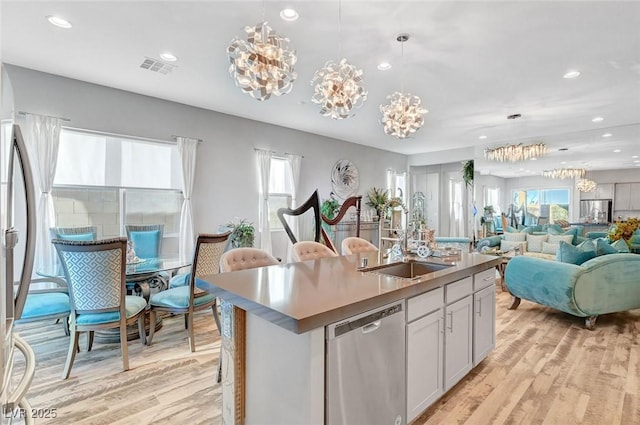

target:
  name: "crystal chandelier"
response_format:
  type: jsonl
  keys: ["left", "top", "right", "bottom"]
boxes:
{"left": 576, "top": 178, "right": 597, "bottom": 192}
{"left": 484, "top": 143, "right": 547, "bottom": 162}
{"left": 311, "top": 59, "right": 367, "bottom": 119}
{"left": 380, "top": 34, "right": 428, "bottom": 139}
{"left": 542, "top": 168, "right": 586, "bottom": 179}
{"left": 227, "top": 21, "right": 297, "bottom": 101}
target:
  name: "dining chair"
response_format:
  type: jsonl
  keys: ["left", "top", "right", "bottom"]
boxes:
{"left": 15, "top": 277, "right": 71, "bottom": 336}
{"left": 292, "top": 241, "right": 339, "bottom": 262}
{"left": 146, "top": 232, "right": 232, "bottom": 353}
{"left": 125, "top": 224, "right": 164, "bottom": 258}
{"left": 49, "top": 226, "right": 98, "bottom": 276}
{"left": 341, "top": 237, "right": 378, "bottom": 256}
{"left": 52, "top": 237, "right": 147, "bottom": 379}
{"left": 218, "top": 247, "right": 279, "bottom": 382}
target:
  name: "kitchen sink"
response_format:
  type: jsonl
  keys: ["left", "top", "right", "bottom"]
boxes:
{"left": 366, "top": 261, "right": 453, "bottom": 279}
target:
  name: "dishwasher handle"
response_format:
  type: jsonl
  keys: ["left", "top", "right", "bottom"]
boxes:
{"left": 362, "top": 320, "right": 381, "bottom": 334}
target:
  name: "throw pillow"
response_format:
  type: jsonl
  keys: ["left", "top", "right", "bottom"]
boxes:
{"left": 556, "top": 240, "right": 596, "bottom": 265}
{"left": 521, "top": 226, "right": 542, "bottom": 234}
{"left": 526, "top": 234, "right": 548, "bottom": 253}
{"left": 595, "top": 238, "right": 618, "bottom": 256}
{"left": 609, "top": 239, "right": 630, "bottom": 253}
{"left": 545, "top": 225, "right": 563, "bottom": 235}
{"left": 547, "top": 234, "right": 574, "bottom": 245}
{"left": 560, "top": 227, "right": 580, "bottom": 245}
{"left": 504, "top": 232, "right": 527, "bottom": 242}
{"left": 542, "top": 241, "right": 560, "bottom": 255}
{"left": 500, "top": 240, "right": 526, "bottom": 253}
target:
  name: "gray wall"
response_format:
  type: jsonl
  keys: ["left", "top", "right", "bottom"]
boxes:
{"left": 3, "top": 65, "right": 408, "bottom": 258}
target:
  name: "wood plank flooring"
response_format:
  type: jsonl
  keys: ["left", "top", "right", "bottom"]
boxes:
{"left": 9, "top": 284, "right": 640, "bottom": 425}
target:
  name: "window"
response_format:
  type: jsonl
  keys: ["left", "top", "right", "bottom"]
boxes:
{"left": 484, "top": 187, "right": 501, "bottom": 214}
{"left": 266, "top": 157, "right": 292, "bottom": 230}
{"left": 52, "top": 129, "right": 183, "bottom": 248}
{"left": 512, "top": 188, "right": 570, "bottom": 225}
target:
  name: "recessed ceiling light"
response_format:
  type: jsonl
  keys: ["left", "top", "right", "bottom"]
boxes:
{"left": 280, "top": 8, "right": 299, "bottom": 21}
{"left": 160, "top": 52, "right": 178, "bottom": 62}
{"left": 46, "top": 15, "right": 72, "bottom": 29}
{"left": 560, "top": 161, "right": 567, "bottom": 164}
{"left": 530, "top": 157, "right": 537, "bottom": 161}
{"left": 613, "top": 149, "right": 621, "bottom": 153}
{"left": 632, "top": 155, "right": 639, "bottom": 159}
{"left": 602, "top": 133, "right": 612, "bottom": 137}
{"left": 634, "top": 160, "right": 640, "bottom": 163}
{"left": 478, "top": 135, "right": 487, "bottom": 140}
{"left": 592, "top": 116, "right": 604, "bottom": 122}
{"left": 377, "top": 62, "right": 392, "bottom": 71}
{"left": 563, "top": 70, "right": 581, "bottom": 79}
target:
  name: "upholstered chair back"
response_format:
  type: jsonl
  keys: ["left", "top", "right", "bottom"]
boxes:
{"left": 125, "top": 224, "right": 164, "bottom": 258}
{"left": 292, "top": 241, "right": 339, "bottom": 262}
{"left": 50, "top": 226, "right": 98, "bottom": 242}
{"left": 53, "top": 237, "right": 126, "bottom": 314}
{"left": 220, "top": 248, "right": 279, "bottom": 272}
{"left": 341, "top": 237, "right": 378, "bottom": 256}
{"left": 192, "top": 232, "right": 232, "bottom": 280}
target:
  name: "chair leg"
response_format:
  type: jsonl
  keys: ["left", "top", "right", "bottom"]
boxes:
{"left": 87, "top": 331, "right": 94, "bottom": 352}
{"left": 147, "top": 310, "right": 156, "bottom": 346}
{"left": 63, "top": 316, "right": 70, "bottom": 336}
{"left": 120, "top": 321, "right": 129, "bottom": 371}
{"left": 62, "top": 329, "right": 80, "bottom": 380}
{"left": 137, "top": 313, "right": 147, "bottom": 346}
{"left": 186, "top": 313, "right": 195, "bottom": 352}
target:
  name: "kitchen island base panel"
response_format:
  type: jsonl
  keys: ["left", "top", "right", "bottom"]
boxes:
{"left": 221, "top": 306, "right": 325, "bottom": 425}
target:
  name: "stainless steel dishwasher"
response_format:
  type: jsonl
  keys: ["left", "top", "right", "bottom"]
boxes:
{"left": 326, "top": 300, "right": 406, "bottom": 425}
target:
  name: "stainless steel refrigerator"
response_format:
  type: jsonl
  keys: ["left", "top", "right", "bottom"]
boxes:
{"left": 579, "top": 199, "right": 613, "bottom": 223}
{"left": 2, "top": 123, "right": 37, "bottom": 424}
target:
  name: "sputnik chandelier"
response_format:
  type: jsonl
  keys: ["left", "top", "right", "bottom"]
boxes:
{"left": 380, "top": 34, "right": 428, "bottom": 139}
{"left": 542, "top": 168, "right": 586, "bottom": 179}
{"left": 484, "top": 143, "right": 547, "bottom": 162}
{"left": 227, "top": 21, "right": 297, "bottom": 101}
{"left": 310, "top": 0, "right": 367, "bottom": 119}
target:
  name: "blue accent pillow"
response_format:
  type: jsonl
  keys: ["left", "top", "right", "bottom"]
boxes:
{"left": 544, "top": 225, "right": 563, "bottom": 235}
{"left": 595, "top": 238, "right": 618, "bottom": 256}
{"left": 609, "top": 239, "right": 630, "bottom": 253}
{"left": 57, "top": 232, "right": 94, "bottom": 241}
{"left": 556, "top": 240, "right": 596, "bottom": 265}
{"left": 559, "top": 227, "right": 580, "bottom": 245}
{"left": 130, "top": 230, "right": 161, "bottom": 258}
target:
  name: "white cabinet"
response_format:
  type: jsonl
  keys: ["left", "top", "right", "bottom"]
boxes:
{"left": 473, "top": 285, "right": 495, "bottom": 366}
{"left": 444, "top": 295, "right": 473, "bottom": 391}
{"left": 632, "top": 183, "right": 640, "bottom": 210}
{"left": 406, "top": 309, "right": 444, "bottom": 422}
{"left": 581, "top": 183, "right": 614, "bottom": 200}
{"left": 614, "top": 183, "right": 632, "bottom": 211}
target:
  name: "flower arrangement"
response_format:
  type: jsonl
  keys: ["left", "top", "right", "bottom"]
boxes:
{"left": 608, "top": 217, "right": 639, "bottom": 245}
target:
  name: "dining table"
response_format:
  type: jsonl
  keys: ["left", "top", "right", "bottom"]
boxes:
{"left": 37, "top": 256, "right": 191, "bottom": 343}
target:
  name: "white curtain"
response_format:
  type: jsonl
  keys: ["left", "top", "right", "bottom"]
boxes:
{"left": 285, "top": 153, "right": 302, "bottom": 260}
{"left": 177, "top": 137, "right": 198, "bottom": 263}
{"left": 25, "top": 114, "right": 61, "bottom": 275}
{"left": 256, "top": 149, "right": 272, "bottom": 254}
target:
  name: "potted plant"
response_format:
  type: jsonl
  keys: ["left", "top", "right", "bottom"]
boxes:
{"left": 366, "top": 187, "right": 389, "bottom": 220}
{"left": 321, "top": 198, "right": 341, "bottom": 220}
{"left": 227, "top": 219, "right": 255, "bottom": 248}
{"left": 462, "top": 160, "right": 474, "bottom": 188}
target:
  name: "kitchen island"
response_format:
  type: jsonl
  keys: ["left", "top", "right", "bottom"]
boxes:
{"left": 201, "top": 251, "right": 501, "bottom": 425}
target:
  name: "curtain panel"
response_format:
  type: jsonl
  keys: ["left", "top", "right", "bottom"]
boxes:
{"left": 256, "top": 149, "right": 272, "bottom": 254}
{"left": 177, "top": 137, "right": 198, "bottom": 263}
{"left": 25, "top": 114, "right": 62, "bottom": 275}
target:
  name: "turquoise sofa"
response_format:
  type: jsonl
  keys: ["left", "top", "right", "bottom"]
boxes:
{"left": 504, "top": 253, "right": 640, "bottom": 329}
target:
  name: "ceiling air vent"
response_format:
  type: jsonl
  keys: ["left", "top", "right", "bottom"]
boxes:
{"left": 139, "top": 57, "right": 177, "bottom": 75}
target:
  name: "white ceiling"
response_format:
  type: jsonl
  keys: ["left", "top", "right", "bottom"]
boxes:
{"left": 2, "top": 1, "right": 640, "bottom": 178}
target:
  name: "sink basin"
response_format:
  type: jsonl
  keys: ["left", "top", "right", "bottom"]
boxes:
{"left": 366, "top": 261, "right": 453, "bottom": 279}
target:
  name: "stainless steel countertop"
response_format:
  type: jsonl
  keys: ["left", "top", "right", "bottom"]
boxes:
{"left": 200, "top": 252, "right": 501, "bottom": 334}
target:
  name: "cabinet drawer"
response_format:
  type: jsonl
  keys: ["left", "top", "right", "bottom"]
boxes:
{"left": 445, "top": 277, "right": 473, "bottom": 304}
{"left": 407, "top": 287, "right": 444, "bottom": 322}
{"left": 474, "top": 268, "right": 496, "bottom": 291}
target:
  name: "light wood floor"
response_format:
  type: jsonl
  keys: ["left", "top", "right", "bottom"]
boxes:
{"left": 11, "top": 285, "right": 640, "bottom": 425}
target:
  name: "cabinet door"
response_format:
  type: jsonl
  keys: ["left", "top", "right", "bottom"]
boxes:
{"left": 444, "top": 295, "right": 473, "bottom": 391}
{"left": 630, "top": 183, "right": 640, "bottom": 210}
{"left": 596, "top": 183, "right": 614, "bottom": 200}
{"left": 473, "top": 285, "right": 495, "bottom": 366}
{"left": 407, "top": 309, "right": 444, "bottom": 422}
{"left": 614, "top": 183, "right": 632, "bottom": 211}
